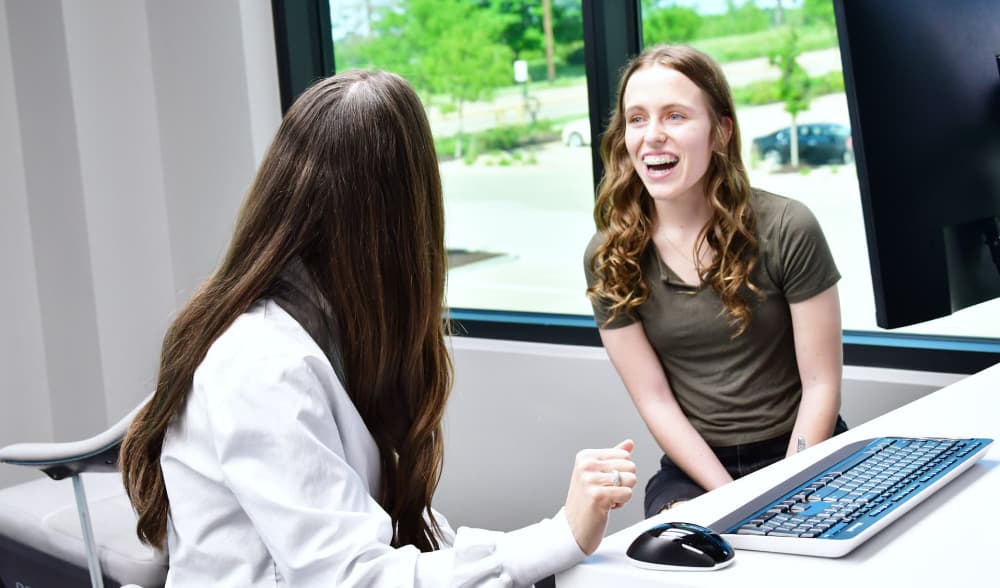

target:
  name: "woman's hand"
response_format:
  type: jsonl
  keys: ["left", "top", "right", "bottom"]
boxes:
{"left": 564, "top": 439, "right": 637, "bottom": 555}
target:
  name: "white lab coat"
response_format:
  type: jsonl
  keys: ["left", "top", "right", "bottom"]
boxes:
{"left": 160, "top": 300, "right": 582, "bottom": 587}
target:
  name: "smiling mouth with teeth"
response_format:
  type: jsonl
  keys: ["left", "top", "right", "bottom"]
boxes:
{"left": 643, "top": 155, "right": 679, "bottom": 172}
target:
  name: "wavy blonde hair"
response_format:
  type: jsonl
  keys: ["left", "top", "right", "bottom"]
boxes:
{"left": 589, "top": 45, "right": 760, "bottom": 335}
{"left": 121, "top": 70, "right": 451, "bottom": 552}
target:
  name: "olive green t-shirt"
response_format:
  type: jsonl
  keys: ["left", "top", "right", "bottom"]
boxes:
{"left": 584, "top": 189, "right": 840, "bottom": 446}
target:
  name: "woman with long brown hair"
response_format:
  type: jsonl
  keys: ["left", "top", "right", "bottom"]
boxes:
{"left": 121, "top": 69, "right": 636, "bottom": 586}
{"left": 584, "top": 45, "right": 845, "bottom": 518}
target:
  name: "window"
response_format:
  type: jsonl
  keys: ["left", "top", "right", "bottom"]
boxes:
{"left": 331, "top": 0, "right": 596, "bottom": 315}
{"left": 306, "top": 0, "right": 1000, "bottom": 370}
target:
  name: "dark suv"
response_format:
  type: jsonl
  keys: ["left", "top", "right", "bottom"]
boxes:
{"left": 752, "top": 122, "right": 853, "bottom": 166}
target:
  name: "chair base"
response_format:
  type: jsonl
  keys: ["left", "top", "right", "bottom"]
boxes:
{"left": 0, "top": 533, "right": 122, "bottom": 588}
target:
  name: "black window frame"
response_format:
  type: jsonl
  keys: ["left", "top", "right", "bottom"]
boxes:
{"left": 272, "top": 0, "right": 1000, "bottom": 375}
{"left": 271, "top": 0, "right": 335, "bottom": 112}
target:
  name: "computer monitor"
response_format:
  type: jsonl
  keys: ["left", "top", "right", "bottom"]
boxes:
{"left": 834, "top": 0, "right": 1000, "bottom": 329}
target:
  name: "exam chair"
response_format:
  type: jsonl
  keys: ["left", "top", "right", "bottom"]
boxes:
{"left": 0, "top": 397, "right": 166, "bottom": 588}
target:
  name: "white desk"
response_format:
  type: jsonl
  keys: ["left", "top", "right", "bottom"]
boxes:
{"left": 556, "top": 362, "right": 1000, "bottom": 588}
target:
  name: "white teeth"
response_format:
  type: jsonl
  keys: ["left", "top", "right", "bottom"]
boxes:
{"left": 643, "top": 155, "right": 679, "bottom": 165}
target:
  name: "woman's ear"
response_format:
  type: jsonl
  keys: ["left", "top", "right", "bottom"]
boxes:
{"left": 719, "top": 116, "right": 734, "bottom": 146}
{"left": 712, "top": 116, "right": 734, "bottom": 157}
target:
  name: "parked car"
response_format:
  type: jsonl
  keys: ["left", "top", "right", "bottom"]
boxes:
{"left": 752, "top": 122, "right": 854, "bottom": 166}
{"left": 561, "top": 118, "right": 591, "bottom": 147}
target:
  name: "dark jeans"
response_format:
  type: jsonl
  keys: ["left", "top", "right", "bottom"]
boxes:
{"left": 643, "top": 415, "right": 849, "bottom": 518}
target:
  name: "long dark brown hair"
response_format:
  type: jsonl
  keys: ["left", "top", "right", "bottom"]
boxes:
{"left": 589, "top": 45, "right": 760, "bottom": 334}
{"left": 120, "top": 70, "right": 451, "bottom": 552}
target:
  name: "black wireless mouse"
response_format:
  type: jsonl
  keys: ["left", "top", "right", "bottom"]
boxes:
{"left": 626, "top": 522, "right": 735, "bottom": 571}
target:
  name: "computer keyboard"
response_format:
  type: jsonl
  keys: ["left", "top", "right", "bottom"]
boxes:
{"left": 709, "top": 436, "right": 993, "bottom": 557}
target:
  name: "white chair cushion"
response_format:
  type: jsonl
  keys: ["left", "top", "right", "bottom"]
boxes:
{"left": 0, "top": 472, "right": 167, "bottom": 587}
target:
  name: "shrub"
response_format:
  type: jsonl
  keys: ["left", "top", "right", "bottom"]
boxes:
{"left": 434, "top": 120, "right": 558, "bottom": 163}
{"left": 731, "top": 70, "right": 846, "bottom": 106}
{"left": 694, "top": 25, "right": 838, "bottom": 63}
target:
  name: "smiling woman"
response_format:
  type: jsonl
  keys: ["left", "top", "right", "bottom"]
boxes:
{"left": 585, "top": 44, "right": 847, "bottom": 518}
{"left": 622, "top": 65, "right": 722, "bottom": 213}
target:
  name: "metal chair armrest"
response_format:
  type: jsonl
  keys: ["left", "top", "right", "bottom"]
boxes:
{"left": 0, "top": 394, "right": 150, "bottom": 480}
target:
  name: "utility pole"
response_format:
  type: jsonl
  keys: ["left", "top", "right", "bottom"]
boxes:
{"left": 543, "top": 0, "right": 555, "bottom": 81}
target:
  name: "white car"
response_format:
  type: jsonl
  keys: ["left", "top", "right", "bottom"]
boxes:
{"left": 561, "top": 118, "right": 591, "bottom": 147}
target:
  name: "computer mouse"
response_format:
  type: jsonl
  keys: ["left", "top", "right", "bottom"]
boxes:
{"left": 626, "top": 521, "right": 735, "bottom": 571}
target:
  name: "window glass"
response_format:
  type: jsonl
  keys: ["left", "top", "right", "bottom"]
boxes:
{"left": 641, "top": 0, "right": 998, "bottom": 340}
{"left": 331, "top": 0, "right": 595, "bottom": 315}
{"left": 329, "top": 0, "right": 998, "bottom": 342}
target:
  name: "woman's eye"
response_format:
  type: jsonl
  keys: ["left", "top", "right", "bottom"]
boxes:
{"left": 628, "top": 115, "right": 645, "bottom": 125}
{"left": 667, "top": 112, "right": 684, "bottom": 121}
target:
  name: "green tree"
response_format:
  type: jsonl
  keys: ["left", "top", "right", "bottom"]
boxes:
{"left": 366, "top": 0, "right": 513, "bottom": 159}
{"left": 771, "top": 27, "right": 811, "bottom": 168}
{"left": 641, "top": 1, "right": 702, "bottom": 46}
{"left": 801, "top": 0, "right": 836, "bottom": 27}
{"left": 482, "top": 0, "right": 541, "bottom": 59}
{"left": 700, "top": 0, "right": 769, "bottom": 38}
{"left": 549, "top": 0, "right": 583, "bottom": 46}
{"left": 480, "top": 0, "right": 583, "bottom": 75}
{"left": 729, "top": 0, "right": 769, "bottom": 33}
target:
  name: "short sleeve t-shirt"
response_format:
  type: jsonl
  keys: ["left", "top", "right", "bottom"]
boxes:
{"left": 584, "top": 189, "right": 840, "bottom": 446}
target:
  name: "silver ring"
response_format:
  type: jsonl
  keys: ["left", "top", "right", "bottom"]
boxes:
{"left": 611, "top": 470, "right": 622, "bottom": 487}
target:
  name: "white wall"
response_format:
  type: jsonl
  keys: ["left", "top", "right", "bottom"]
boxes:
{"left": 0, "top": 0, "right": 55, "bottom": 470}
{"left": 0, "top": 0, "right": 969, "bottom": 541}
{"left": 0, "top": 0, "right": 280, "bottom": 486}
{"left": 436, "top": 337, "right": 963, "bottom": 534}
